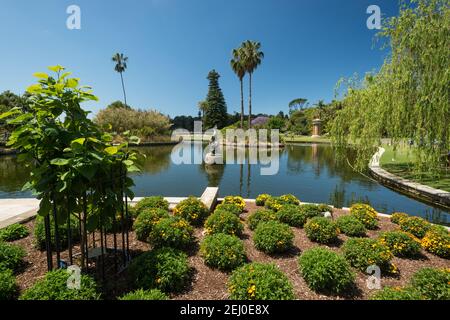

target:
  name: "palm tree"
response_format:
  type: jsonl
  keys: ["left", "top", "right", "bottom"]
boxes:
{"left": 198, "top": 100, "right": 209, "bottom": 122}
{"left": 230, "top": 48, "right": 246, "bottom": 129}
{"left": 241, "top": 41, "right": 264, "bottom": 128}
{"left": 112, "top": 53, "right": 129, "bottom": 107}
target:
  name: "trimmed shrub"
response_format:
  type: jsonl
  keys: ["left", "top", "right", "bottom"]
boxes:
{"left": 275, "top": 204, "right": 307, "bottom": 227}
{"left": 255, "top": 194, "right": 270, "bottom": 206}
{"left": 279, "top": 194, "right": 300, "bottom": 205}
{"left": 342, "top": 238, "right": 393, "bottom": 272}
{"left": 304, "top": 217, "right": 339, "bottom": 244}
{"left": 20, "top": 269, "right": 100, "bottom": 300}
{"left": 370, "top": 286, "right": 422, "bottom": 300}
{"left": 253, "top": 221, "right": 294, "bottom": 254}
{"left": 104, "top": 210, "right": 133, "bottom": 233}
{"left": 298, "top": 247, "right": 355, "bottom": 294}
{"left": 399, "top": 216, "right": 431, "bottom": 238}
{"left": 133, "top": 208, "right": 169, "bottom": 241}
{"left": 134, "top": 196, "right": 169, "bottom": 216}
{"left": 0, "top": 269, "right": 17, "bottom": 300}
{"left": 34, "top": 215, "right": 80, "bottom": 251}
{"left": 0, "top": 224, "right": 29, "bottom": 242}
{"left": 200, "top": 233, "right": 246, "bottom": 271}
{"left": 349, "top": 203, "right": 378, "bottom": 230}
{"left": 378, "top": 231, "right": 421, "bottom": 258}
{"left": 0, "top": 241, "right": 25, "bottom": 272}
{"left": 128, "top": 247, "right": 190, "bottom": 292}
{"left": 214, "top": 203, "right": 242, "bottom": 216}
{"left": 148, "top": 216, "right": 194, "bottom": 249}
{"left": 390, "top": 212, "right": 409, "bottom": 225}
{"left": 228, "top": 263, "right": 295, "bottom": 300}
{"left": 299, "top": 204, "right": 324, "bottom": 219}
{"left": 318, "top": 204, "right": 333, "bottom": 213}
{"left": 204, "top": 211, "right": 243, "bottom": 236}
{"left": 335, "top": 215, "right": 366, "bottom": 237}
{"left": 247, "top": 209, "right": 277, "bottom": 230}
{"left": 222, "top": 196, "right": 246, "bottom": 212}
{"left": 173, "top": 196, "right": 208, "bottom": 225}
{"left": 119, "top": 289, "right": 168, "bottom": 300}
{"left": 265, "top": 194, "right": 299, "bottom": 211}
{"left": 410, "top": 268, "right": 450, "bottom": 300}
{"left": 421, "top": 227, "right": 450, "bottom": 259}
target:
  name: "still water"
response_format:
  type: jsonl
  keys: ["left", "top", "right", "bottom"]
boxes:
{"left": 0, "top": 142, "right": 448, "bottom": 224}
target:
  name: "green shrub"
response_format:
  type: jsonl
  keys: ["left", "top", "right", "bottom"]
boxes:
{"left": 214, "top": 203, "right": 242, "bottom": 216}
{"left": 370, "top": 286, "right": 422, "bottom": 300}
{"left": 253, "top": 221, "right": 294, "bottom": 254}
{"left": 421, "top": 227, "right": 450, "bottom": 258}
{"left": 265, "top": 195, "right": 299, "bottom": 211}
{"left": 20, "top": 269, "right": 100, "bottom": 300}
{"left": 34, "top": 215, "right": 80, "bottom": 250}
{"left": 119, "top": 288, "right": 168, "bottom": 300}
{"left": 228, "top": 263, "right": 295, "bottom": 300}
{"left": 298, "top": 247, "right": 355, "bottom": 294}
{"left": 299, "top": 204, "right": 325, "bottom": 219}
{"left": 304, "top": 217, "right": 339, "bottom": 244}
{"left": 204, "top": 211, "right": 243, "bottom": 236}
{"left": 173, "top": 196, "right": 208, "bottom": 225}
{"left": 318, "top": 204, "right": 333, "bottom": 213}
{"left": 349, "top": 203, "right": 378, "bottom": 230}
{"left": 133, "top": 208, "right": 169, "bottom": 241}
{"left": 342, "top": 238, "right": 393, "bottom": 272}
{"left": 399, "top": 216, "right": 431, "bottom": 238}
{"left": 378, "top": 231, "right": 421, "bottom": 257}
{"left": 222, "top": 196, "right": 246, "bottom": 212}
{"left": 247, "top": 209, "right": 277, "bottom": 230}
{"left": 335, "top": 215, "right": 366, "bottom": 237}
{"left": 275, "top": 204, "right": 307, "bottom": 227}
{"left": 0, "top": 269, "right": 17, "bottom": 300}
{"left": 255, "top": 194, "right": 270, "bottom": 206}
{"left": 128, "top": 247, "right": 190, "bottom": 292}
{"left": 278, "top": 194, "right": 300, "bottom": 205}
{"left": 200, "top": 233, "right": 246, "bottom": 271}
{"left": 148, "top": 216, "right": 194, "bottom": 249}
{"left": 0, "top": 241, "right": 25, "bottom": 272}
{"left": 134, "top": 196, "right": 169, "bottom": 216}
{"left": 104, "top": 210, "right": 133, "bottom": 233}
{"left": 0, "top": 224, "right": 29, "bottom": 242}
{"left": 410, "top": 268, "right": 450, "bottom": 300}
{"left": 390, "top": 212, "right": 409, "bottom": 225}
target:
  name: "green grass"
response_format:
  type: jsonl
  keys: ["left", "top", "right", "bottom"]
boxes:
{"left": 380, "top": 145, "right": 450, "bottom": 192}
{"left": 282, "top": 135, "right": 331, "bottom": 144}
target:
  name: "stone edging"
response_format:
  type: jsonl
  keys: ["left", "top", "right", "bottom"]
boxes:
{"left": 369, "top": 147, "right": 450, "bottom": 208}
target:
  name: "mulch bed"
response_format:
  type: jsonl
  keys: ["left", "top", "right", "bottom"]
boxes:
{"left": 11, "top": 202, "right": 450, "bottom": 300}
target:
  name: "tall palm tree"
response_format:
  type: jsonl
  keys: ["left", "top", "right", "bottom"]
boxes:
{"left": 230, "top": 48, "right": 246, "bottom": 129}
{"left": 198, "top": 100, "right": 209, "bottom": 122}
{"left": 241, "top": 41, "right": 264, "bottom": 128}
{"left": 112, "top": 53, "right": 129, "bottom": 107}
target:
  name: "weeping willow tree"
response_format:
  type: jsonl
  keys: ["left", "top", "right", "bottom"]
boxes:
{"left": 330, "top": 0, "right": 450, "bottom": 175}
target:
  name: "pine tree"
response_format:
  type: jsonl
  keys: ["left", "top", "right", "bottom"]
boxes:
{"left": 204, "top": 70, "right": 228, "bottom": 129}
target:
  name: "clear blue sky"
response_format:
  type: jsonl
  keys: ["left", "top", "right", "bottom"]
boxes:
{"left": 0, "top": 0, "right": 400, "bottom": 118}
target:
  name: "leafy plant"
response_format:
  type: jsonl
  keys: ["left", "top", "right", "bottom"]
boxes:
{"left": 0, "top": 269, "right": 17, "bottom": 300}
{"left": 200, "top": 233, "right": 246, "bottom": 271}
{"left": 148, "top": 216, "right": 194, "bottom": 249}
{"left": 304, "top": 217, "right": 339, "bottom": 244}
{"left": 134, "top": 196, "right": 169, "bottom": 216}
{"left": 390, "top": 212, "right": 409, "bottom": 225}
{"left": 173, "top": 196, "right": 208, "bottom": 226}
{"left": 204, "top": 211, "right": 243, "bottom": 237}
{"left": 0, "top": 224, "right": 29, "bottom": 242}
{"left": 399, "top": 216, "right": 431, "bottom": 238}
{"left": 410, "top": 268, "right": 450, "bottom": 300}
{"left": 253, "top": 221, "right": 294, "bottom": 254}
{"left": 335, "top": 215, "right": 366, "bottom": 237}
{"left": 378, "top": 231, "right": 421, "bottom": 258}
{"left": 421, "top": 227, "right": 450, "bottom": 258}
{"left": 342, "top": 238, "right": 393, "bottom": 273}
{"left": 222, "top": 196, "right": 246, "bottom": 212}
{"left": 118, "top": 288, "right": 168, "bottom": 300}
{"left": 133, "top": 208, "right": 169, "bottom": 241}
{"left": 0, "top": 241, "right": 26, "bottom": 272}
{"left": 265, "top": 195, "right": 299, "bottom": 212}
{"left": 247, "top": 209, "right": 277, "bottom": 230}
{"left": 34, "top": 215, "right": 80, "bottom": 251}
{"left": 214, "top": 203, "right": 242, "bottom": 216}
{"left": 370, "top": 286, "right": 422, "bottom": 300}
{"left": 349, "top": 204, "right": 378, "bottom": 230}
{"left": 255, "top": 194, "right": 270, "bottom": 206}
{"left": 275, "top": 204, "right": 307, "bottom": 227}
{"left": 299, "top": 204, "right": 324, "bottom": 219}
{"left": 298, "top": 247, "right": 355, "bottom": 294}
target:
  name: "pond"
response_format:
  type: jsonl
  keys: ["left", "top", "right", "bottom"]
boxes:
{"left": 0, "top": 142, "right": 448, "bottom": 224}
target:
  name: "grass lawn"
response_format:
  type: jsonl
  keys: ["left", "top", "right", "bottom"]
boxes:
{"left": 282, "top": 134, "right": 331, "bottom": 144}
{"left": 380, "top": 144, "right": 450, "bottom": 192}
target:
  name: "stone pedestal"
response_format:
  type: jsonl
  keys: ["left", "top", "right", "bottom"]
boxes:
{"left": 312, "top": 119, "right": 322, "bottom": 138}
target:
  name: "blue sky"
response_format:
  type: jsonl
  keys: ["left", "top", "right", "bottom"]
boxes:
{"left": 0, "top": 0, "right": 400, "bottom": 118}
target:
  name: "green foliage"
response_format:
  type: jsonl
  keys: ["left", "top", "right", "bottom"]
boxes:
{"left": 222, "top": 196, "right": 246, "bottom": 212}
{"left": 264, "top": 194, "right": 299, "bottom": 211}
{"left": 304, "top": 217, "right": 339, "bottom": 244}
{"left": 0, "top": 269, "right": 17, "bottom": 300}
{"left": 421, "top": 227, "right": 450, "bottom": 258}
{"left": 148, "top": 216, "right": 194, "bottom": 249}
{"left": 342, "top": 238, "right": 393, "bottom": 272}
{"left": 200, "top": 233, "right": 246, "bottom": 271}
{"left": 228, "top": 262, "right": 295, "bottom": 300}
{"left": 128, "top": 247, "right": 190, "bottom": 293}
{"left": 390, "top": 212, "right": 409, "bottom": 225}
{"left": 335, "top": 215, "right": 366, "bottom": 237}
{"left": 214, "top": 203, "right": 242, "bottom": 216}
{"left": 370, "top": 286, "right": 422, "bottom": 300}
{"left": 399, "top": 216, "right": 431, "bottom": 238}
{"left": 0, "top": 241, "right": 25, "bottom": 272}
{"left": 255, "top": 194, "right": 270, "bottom": 206}
{"left": 34, "top": 215, "right": 80, "bottom": 251}
{"left": 298, "top": 248, "right": 355, "bottom": 294}
{"left": 378, "top": 231, "right": 421, "bottom": 258}
{"left": 134, "top": 196, "right": 169, "bottom": 216}
{"left": 173, "top": 196, "right": 208, "bottom": 226}
{"left": 253, "top": 221, "right": 294, "bottom": 254}
{"left": 133, "top": 208, "right": 169, "bottom": 241}
{"left": 410, "top": 268, "right": 450, "bottom": 300}
{"left": 0, "top": 223, "right": 29, "bottom": 242}
{"left": 204, "top": 70, "right": 228, "bottom": 129}
{"left": 247, "top": 209, "right": 277, "bottom": 230}
{"left": 349, "top": 204, "right": 378, "bottom": 230}
{"left": 20, "top": 269, "right": 100, "bottom": 300}
{"left": 267, "top": 116, "right": 286, "bottom": 130}
{"left": 118, "top": 289, "right": 168, "bottom": 300}
{"left": 275, "top": 204, "right": 307, "bottom": 227}
{"left": 299, "top": 204, "right": 324, "bottom": 219}
{"left": 204, "top": 211, "right": 243, "bottom": 237}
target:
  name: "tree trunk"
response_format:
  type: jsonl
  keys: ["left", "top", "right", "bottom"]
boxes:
{"left": 240, "top": 78, "right": 244, "bottom": 129}
{"left": 120, "top": 72, "right": 127, "bottom": 107}
{"left": 248, "top": 73, "right": 252, "bottom": 129}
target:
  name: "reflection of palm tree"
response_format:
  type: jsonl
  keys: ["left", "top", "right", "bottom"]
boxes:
{"left": 239, "top": 163, "right": 243, "bottom": 195}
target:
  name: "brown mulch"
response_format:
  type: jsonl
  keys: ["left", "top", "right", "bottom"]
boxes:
{"left": 10, "top": 203, "right": 450, "bottom": 300}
